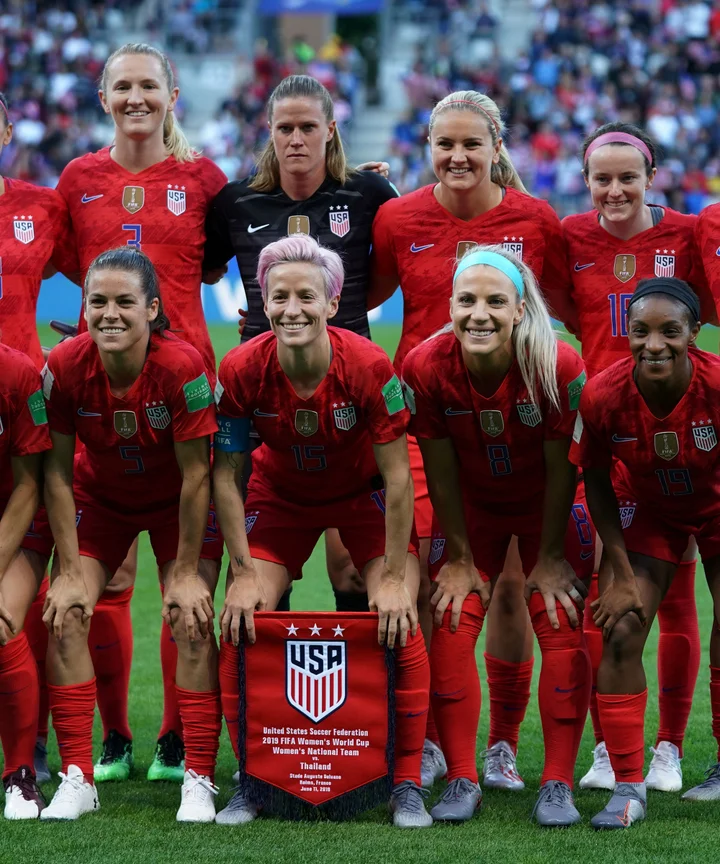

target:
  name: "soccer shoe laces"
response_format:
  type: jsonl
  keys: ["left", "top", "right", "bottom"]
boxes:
{"left": 392, "top": 780, "right": 430, "bottom": 811}
{"left": 531, "top": 780, "right": 571, "bottom": 818}
{"left": 156, "top": 731, "right": 184, "bottom": 766}
{"left": 480, "top": 741, "right": 517, "bottom": 774}
{"left": 4, "top": 766, "right": 44, "bottom": 804}
{"left": 438, "top": 778, "right": 478, "bottom": 803}
{"left": 698, "top": 762, "right": 720, "bottom": 786}
{"left": 223, "top": 786, "right": 256, "bottom": 811}
{"left": 648, "top": 743, "right": 679, "bottom": 769}
{"left": 613, "top": 782, "right": 645, "bottom": 802}
{"left": 183, "top": 770, "right": 219, "bottom": 802}
{"left": 54, "top": 770, "right": 88, "bottom": 802}
{"left": 99, "top": 730, "right": 132, "bottom": 764}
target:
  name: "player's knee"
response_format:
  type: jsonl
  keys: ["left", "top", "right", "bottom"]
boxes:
{"left": 60, "top": 606, "right": 91, "bottom": 641}
{"left": 605, "top": 613, "right": 644, "bottom": 667}
{"left": 491, "top": 580, "right": 524, "bottom": 619}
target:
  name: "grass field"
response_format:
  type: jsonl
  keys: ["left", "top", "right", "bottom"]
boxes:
{"left": 3, "top": 323, "right": 719, "bottom": 864}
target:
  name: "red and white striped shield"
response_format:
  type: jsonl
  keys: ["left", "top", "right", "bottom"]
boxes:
{"left": 654, "top": 252, "right": 675, "bottom": 278}
{"left": 286, "top": 641, "right": 346, "bottom": 723}
{"left": 329, "top": 208, "right": 350, "bottom": 238}
{"left": 13, "top": 217, "right": 34, "bottom": 244}
{"left": 167, "top": 186, "right": 186, "bottom": 216}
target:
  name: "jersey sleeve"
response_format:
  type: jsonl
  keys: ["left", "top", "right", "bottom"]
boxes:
{"left": 48, "top": 192, "right": 81, "bottom": 282}
{"left": 545, "top": 343, "right": 586, "bottom": 439}
{"left": 43, "top": 349, "right": 76, "bottom": 436}
{"left": 165, "top": 350, "right": 218, "bottom": 442}
{"left": 200, "top": 158, "right": 229, "bottom": 204}
{"left": 10, "top": 359, "right": 51, "bottom": 457}
{"left": 215, "top": 350, "right": 251, "bottom": 419}
{"left": 689, "top": 215, "right": 718, "bottom": 325}
{"left": 358, "top": 352, "right": 410, "bottom": 444}
{"left": 402, "top": 349, "right": 448, "bottom": 439}
{"left": 203, "top": 186, "right": 235, "bottom": 272}
{"left": 368, "top": 200, "right": 400, "bottom": 309}
{"left": 540, "top": 211, "right": 579, "bottom": 334}
{"left": 568, "top": 385, "right": 612, "bottom": 469}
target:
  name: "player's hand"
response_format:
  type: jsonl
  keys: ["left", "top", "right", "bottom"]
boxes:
{"left": 525, "top": 557, "right": 587, "bottom": 629}
{"left": 237, "top": 307, "right": 248, "bottom": 336}
{"left": 430, "top": 558, "right": 488, "bottom": 632}
{"left": 202, "top": 265, "right": 227, "bottom": 285}
{"left": 42, "top": 573, "right": 93, "bottom": 640}
{"left": 592, "top": 577, "right": 646, "bottom": 639}
{"left": 162, "top": 574, "right": 215, "bottom": 642}
{"left": 369, "top": 577, "right": 417, "bottom": 649}
{"left": 221, "top": 567, "right": 265, "bottom": 646}
{"left": 0, "top": 588, "right": 16, "bottom": 646}
{"left": 355, "top": 161, "right": 390, "bottom": 179}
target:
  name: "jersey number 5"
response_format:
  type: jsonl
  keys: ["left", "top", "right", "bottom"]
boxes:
{"left": 120, "top": 445, "right": 145, "bottom": 474}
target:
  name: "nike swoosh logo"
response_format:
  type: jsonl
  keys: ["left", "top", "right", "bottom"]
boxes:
{"left": 445, "top": 408, "right": 473, "bottom": 416}
{"left": 78, "top": 408, "right": 102, "bottom": 417}
{"left": 253, "top": 408, "right": 279, "bottom": 418}
{"left": 716, "top": 247, "right": 720, "bottom": 257}
{"left": 580, "top": 550, "right": 594, "bottom": 560}
{"left": 555, "top": 683, "right": 584, "bottom": 693}
{"left": 405, "top": 710, "right": 428, "bottom": 718}
{"left": 611, "top": 434, "right": 638, "bottom": 443}
{"left": 94, "top": 640, "right": 120, "bottom": 651}
{"left": 661, "top": 685, "right": 684, "bottom": 693}
{"left": 81, "top": 194, "right": 104, "bottom": 203}
{"left": 574, "top": 262, "right": 595, "bottom": 271}
{"left": 248, "top": 224, "right": 270, "bottom": 234}
{"left": 432, "top": 688, "right": 464, "bottom": 698}
{"left": 0, "top": 686, "right": 29, "bottom": 696}
{"left": 410, "top": 243, "right": 435, "bottom": 253}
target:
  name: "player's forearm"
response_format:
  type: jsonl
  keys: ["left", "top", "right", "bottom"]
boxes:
{"left": 382, "top": 471, "right": 414, "bottom": 580}
{"left": 0, "top": 479, "right": 39, "bottom": 579}
{"left": 213, "top": 465, "right": 254, "bottom": 578}
{"left": 44, "top": 470, "right": 82, "bottom": 575}
{"left": 584, "top": 468, "right": 635, "bottom": 583}
{"left": 425, "top": 461, "right": 473, "bottom": 563}
{"left": 538, "top": 452, "right": 577, "bottom": 562}
{"left": 174, "top": 464, "right": 210, "bottom": 575}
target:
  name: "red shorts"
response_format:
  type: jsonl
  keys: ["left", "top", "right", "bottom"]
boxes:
{"left": 408, "top": 435, "right": 433, "bottom": 539}
{"left": 24, "top": 494, "right": 223, "bottom": 575}
{"left": 428, "top": 488, "right": 595, "bottom": 581}
{"left": 615, "top": 480, "right": 720, "bottom": 564}
{"left": 244, "top": 480, "right": 419, "bottom": 576}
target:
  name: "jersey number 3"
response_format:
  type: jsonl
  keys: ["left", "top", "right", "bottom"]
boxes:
{"left": 123, "top": 224, "right": 142, "bottom": 251}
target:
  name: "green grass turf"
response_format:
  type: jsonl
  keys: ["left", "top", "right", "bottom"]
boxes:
{"left": 4, "top": 323, "right": 718, "bottom": 863}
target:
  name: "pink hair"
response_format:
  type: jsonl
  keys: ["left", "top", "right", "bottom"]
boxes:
{"left": 257, "top": 235, "right": 344, "bottom": 302}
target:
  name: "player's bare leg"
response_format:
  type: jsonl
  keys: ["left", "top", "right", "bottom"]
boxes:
{"left": 683, "top": 555, "right": 720, "bottom": 801}
{"left": 1, "top": 549, "right": 48, "bottom": 819}
{"left": 325, "top": 529, "right": 369, "bottom": 611}
{"left": 162, "top": 557, "right": 221, "bottom": 823}
{"left": 364, "top": 553, "right": 432, "bottom": 828}
{"left": 217, "top": 558, "right": 292, "bottom": 826}
{"left": 42, "top": 556, "right": 110, "bottom": 821}
{"left": 482, "top": 538, "right": 532, "bottom": 792}
{"left": 592, "top": 553, "right": 674, "bottom": 830}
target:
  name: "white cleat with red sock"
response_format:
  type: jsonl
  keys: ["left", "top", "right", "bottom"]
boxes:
{"left": 40, "top": 765, "right": 99, "bottom": 820}
{"left": 645, "top": 741, "right": 682, "bottom": 792}
{"left": 176, "top": 770, "right": 219, "bottom": 823}
{"left": 579, "top": 741, "right": 616, "bottom": 790}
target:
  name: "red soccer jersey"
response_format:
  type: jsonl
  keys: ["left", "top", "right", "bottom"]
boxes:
{"left": 560, "top": 208, "right": 714, "bottom": 378}
{"left": 215, "top": 327, "right": 409, "bottom": 505}
{"left": 402, "top": 333, "right": 585, "bottom": 509}
{"left": 371, "top": 185, "right": 568, "bottom": 371}
{"left": 695, "top": 203, "right": 720, "bottom": 330}
{"left": 0, "top": 343, "right": 51, "bottom": 502}
{"left": 0, "top": 178, "right": 78, "bottom": 369}
{"left": 43, "top": 331, "right": 216, "bottom": 513}
{"left": 56, "top": 149, "right": 227, "bottom": 376}
{"left": 570, "top": 348, "right": 720, "bottom": 521}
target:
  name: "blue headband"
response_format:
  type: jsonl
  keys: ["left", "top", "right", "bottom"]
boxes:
{"left": 453, "top": 250, "right": 524, "bottom": 296}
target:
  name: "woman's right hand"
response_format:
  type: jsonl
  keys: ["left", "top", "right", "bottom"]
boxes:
{"left": 42, "top": 572, "right": 93, "bottom": 640}
{"left": 430, "top": 558, "right": 488, "bottom": 631}
{"left": 592, "top": 577, "right": 646, "bottom": 639}
{"left": 237, "top": 307, "right": 248, "bottom": 336}
{"left": 221, "top": 568, "right": 265, "bottom": 646}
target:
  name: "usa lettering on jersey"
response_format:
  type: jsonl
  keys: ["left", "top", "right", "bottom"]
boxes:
{"left": 328, "top": 206, "right": 350, "bottom": 238}
{"left": 692, "top": 419, "right": 717, "bottom": 452}
{"left": 517, "top": 400, "right": 542, "bottom": 427}
{"left": 654, "top": 250, "right": 676, "bottom": 278}
{"left": 429, "top": 537, "right": 446, "bottom": 565}
{"left": 502, "top": 236, "right": 523, "bottom": 260}
{"left": 13, "top": 215, "right": 34, "bottom": 244}
{"left": 145, "top": 401, "right": 172, "bottom": 430}
{"left": 333, "top": 402, "right": 356, "bottom": 431}
{"left": 167, "top": 185, "right": 186, "bottom": 216}
{"left": 619, "top": 501, "right": 637, "bottom": 529}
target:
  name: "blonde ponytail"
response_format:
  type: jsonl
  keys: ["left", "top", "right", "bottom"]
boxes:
{"left": 429, "top": 91, "right": 528, "bottom": 194}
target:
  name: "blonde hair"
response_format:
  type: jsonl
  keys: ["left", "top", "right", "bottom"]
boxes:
{"left": 447, "top": 244, "right": 560, "bottom": 410}
{"left": 429, "top": 91, "right": 528, "bottom": 194}
{"left": 251, "top": 75, "right": 353, "bottom": 192}
{"left": 101, "top": 43, "right": 198, "bottom": 163}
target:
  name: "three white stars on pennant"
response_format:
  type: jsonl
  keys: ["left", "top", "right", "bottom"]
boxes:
{"left": 285, "top": 623, "right": 345, "bottom": 636}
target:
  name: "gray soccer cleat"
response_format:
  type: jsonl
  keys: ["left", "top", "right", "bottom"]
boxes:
{"left": 420, "top": 739, "right": 447, "bottom": 788}
{"left": 33, "top": 739, "right": 51, "bottom": 785}
{"left": 591, "top": 782, "right": 647, "bottom": 830}
{"left": 430, "top": 777, "right": 482, "bottom": 822}
{"left": 389, "top": 780, "right": 433, "bottom": 828}
{"left": 532, "top": 780, "right": 581, "bottom": 827}
{"left": 215, "top": 786, "right": 259, "bottom": 825}
{"left": 682, "top": 762, "right": 720, "bottom": 801}
{"left": 481, "top": 740, "right": 525, "bottom": 791}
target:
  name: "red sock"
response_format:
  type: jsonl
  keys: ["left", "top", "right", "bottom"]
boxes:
{"left": 597, "top": 689, "right": 647, "bottom": 783}
{"left": 656, "top": 560, "right": 700, "bottom": 755}
{"left": 584, "top": 573, "right": 604, "bottom": 744}
{"left": 529, "top": 594, "right": 591, "bottom": 786}
{"left": 48, "top": 678, "right": 96, "bottom": 780}
{"left": 157, "top": 620, "right": 182, "bottom": 739}
{"left": 485, "top": 653, "right": 533, "bottom": 753}
{"left": 24, "top": 579, "right": 49, "bottom": 741}
{"left": 393, "top": 629, "right": 430, "bottom": 786}
{"left": 218, "top": 638, "right": 240, "bottom": 760}
{"left": 711, "top": 666, "right": 720, "bottom": 762}
{"left": 425, "top": 704, "right": 440, "bottom": 745}
{"left": 0, "top": 632, "right": 40, "bottom": 778}
{"left": 89, "top": 587, "right": 134, "bottom": 741}
{"left": 176, "top": 687, "right": 221, "bottom": 780}
{"left": 430, "top": 594, "right": 484, "bottom": 782}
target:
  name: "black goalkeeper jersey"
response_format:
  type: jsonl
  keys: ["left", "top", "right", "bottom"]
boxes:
{"left": 203, "top": 170, "right": 398, "bottom": 342}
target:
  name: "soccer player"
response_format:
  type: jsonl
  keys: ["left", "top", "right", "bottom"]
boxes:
{"left": 48, "top": 42, "right": 227, "bottom": 783}
{"left": 0, "top": 345, "right": 52, "bottom": 819}
{"left": 212, "top": 235, "right": 432, "bottom": 828}
{"left": 555, "top": 123, "right": 716, "bottom": 793}
{"left": 203, "top": 74, "right": 398, "bottom": 618}
{"left": 370, "top": 90, "right": 568, "bottom": 789}
{"left": 39, "top": 248, "right": 222, "bottom": 822}
{"left": 402, "top": 246, "right": 593, "bottom": 826}
{"left": 571, "top": 277, "right": 720, "bottom": 826}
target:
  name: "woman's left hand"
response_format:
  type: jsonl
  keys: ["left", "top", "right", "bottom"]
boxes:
{"left": 355, "top": 161, "right": 390, "bottom": 179}
{"left": 525, "top": 557, "right": 587, "bottom": 629}
{"left": 369, "top": 577, "right": 417, "bottom": 649}
{"left": 162, "top": 573, "right": 214, "bottom": 642}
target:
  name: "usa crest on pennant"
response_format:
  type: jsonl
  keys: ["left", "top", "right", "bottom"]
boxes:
{"left": 692, "top": 421, "right": 717, "bottom": 452}
{"left": 13, "top": 215, "right": 34, "bottom": 244}
{"left": 517, "top": 402, "right": 542, "bottom": 427}
{"left": 286, "top": 641, "right": 347, "bottom": 723}
{"left": 145, "top": 402, "right": 171, "bottom": 430}
{"left": 167, "top": 185, "right": 186, "bottom": 216}
{"left": 654, "top": 250, "right": 675, "bottom": 278}
{"left": 333, "top": 403, "right": 356, "bottom": 431}
{"left": 328, "top": 207, "right": 350, "bottom": 238}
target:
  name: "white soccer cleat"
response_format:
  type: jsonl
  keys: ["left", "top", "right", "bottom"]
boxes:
{"left": 215, "top": 787, "right": 259, "bottom": 825}
{"left": 176, "top": 770, "right": 219, "bottom": 823}
{"left": 682, "top": 762, "right": 720, "bottom": 801}
{"left": 645, "top": 741, "right": 682, "bottom": 792}
{"left": 3, "top": 767, "right": 46, "bottom": 820}
{"left": 579, "top": 741, "right": 616, "bottom": 791}
{"left": 420, "top": 739, "right": 447, "bottom": 788}
{"left": 40, "top": 765, "right": 99, "bottom": 821}
{"left": 481, "top": 741, "right": 525, "bottom": 791}
{"left": 389, "top": 780, "right": 433, "bottom": 828}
